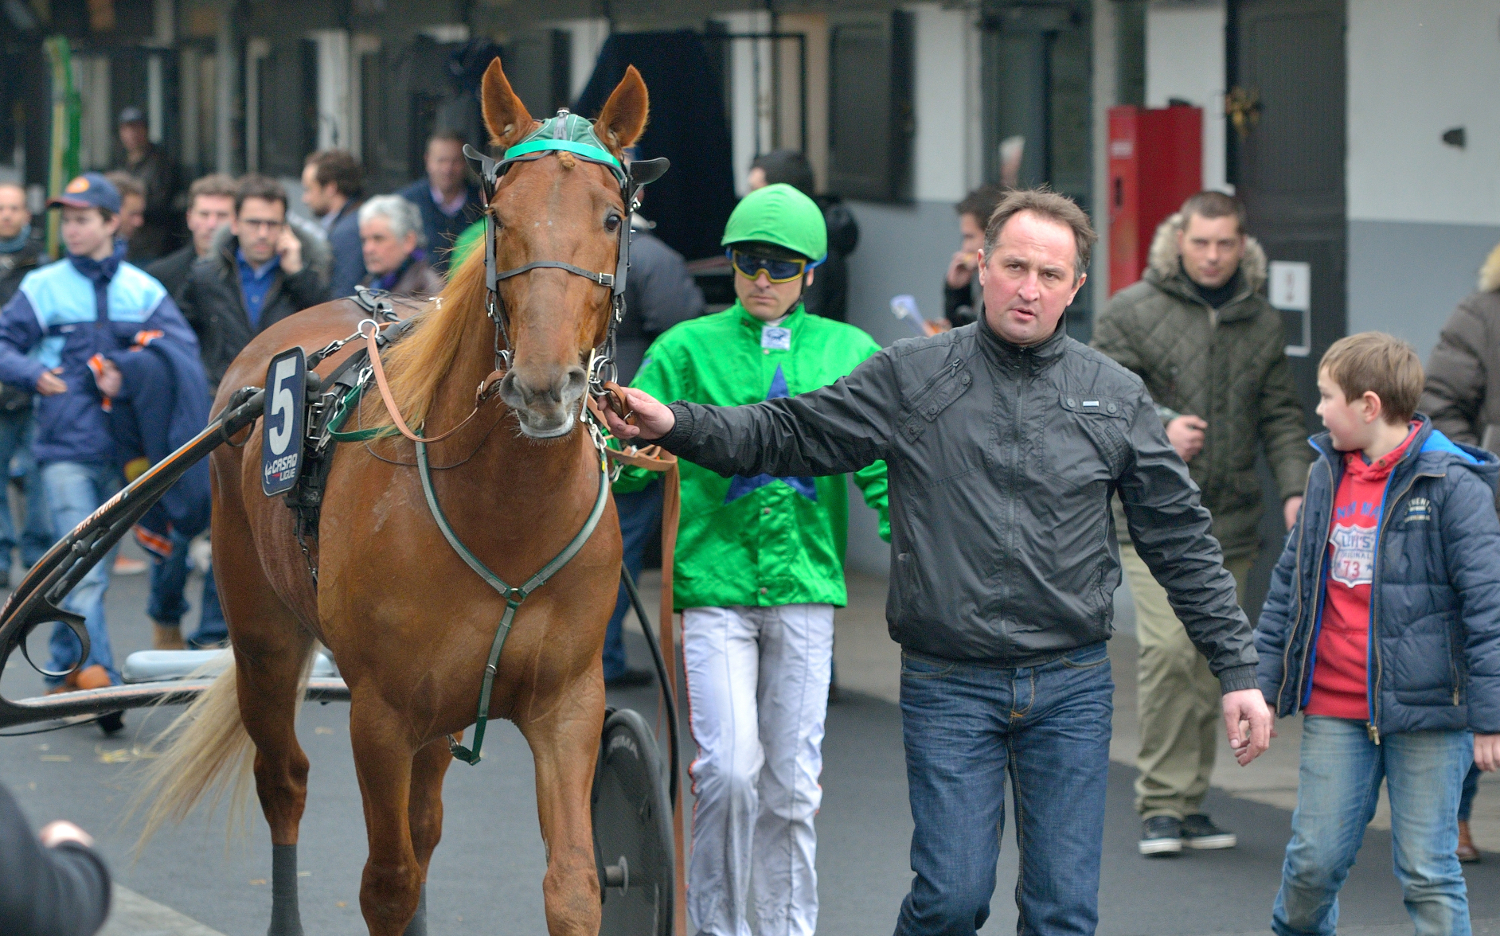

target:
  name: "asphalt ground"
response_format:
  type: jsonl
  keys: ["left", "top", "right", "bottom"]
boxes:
{"left": 0, "top": 550, "right": 1496, "bottom": 935}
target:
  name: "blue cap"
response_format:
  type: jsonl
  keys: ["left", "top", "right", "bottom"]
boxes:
{"left": 118, "top": 106, "right": 146, "bottom": 126}
{"left": 48, "top": 173, "right": 122, "bottom": 214}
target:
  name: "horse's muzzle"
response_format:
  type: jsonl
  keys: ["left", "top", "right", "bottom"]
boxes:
{"left": 499, "top": 365, "right": 588, "bottom": 438}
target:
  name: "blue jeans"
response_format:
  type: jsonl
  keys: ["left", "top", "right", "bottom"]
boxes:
{"left": 603, "top": 481, "right": 662, "bottom": 680}
{"left": 0, "top": 412, "right": 53, "bottom": 567}
{"left": 41, "top": 461, "right": 121, "bottom": 686}
{"left": 895, "top": 642, "right": 1114, "bottom": 936}
{"left": 147, "top": 527, "right": 227, "bottom": 647}
{"left": 1273, "top": 717, "right": 1472, "bottom": 936}
{"left": 1458, "top": 762, "right": 1481, "bottom": 822}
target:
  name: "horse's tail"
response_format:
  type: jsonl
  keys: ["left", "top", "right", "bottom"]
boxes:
{"left": 129, "top": 649, "right": 311, "bottom": 852}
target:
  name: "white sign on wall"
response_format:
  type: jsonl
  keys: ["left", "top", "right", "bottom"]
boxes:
{"left": 1269, "top": 260, "right": 1312, "bottom": 357}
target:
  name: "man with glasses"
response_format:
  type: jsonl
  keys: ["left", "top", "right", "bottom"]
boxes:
{"left": 180, "top": 175, "right": 330, "bottom": 389}
{"left": 613, "top": 182, "right": 888, "bottom": 936}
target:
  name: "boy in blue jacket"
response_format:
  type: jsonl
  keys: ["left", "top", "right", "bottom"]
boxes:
{"left": 0, "top": 174, "right": 199, "bottom": 725}
{"left": 1257, "top": 332, "right": 1500, "bottom": 936}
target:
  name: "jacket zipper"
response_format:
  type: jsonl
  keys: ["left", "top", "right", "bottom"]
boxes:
{"left": 1365, "top": 468, "right": 1444, "bottom": 744}
{"left": 1286, "top": 455, "right": 1336, "bottom": 709}
{"left": 1277, "top": 469, "right": 1315, "bottom": 706}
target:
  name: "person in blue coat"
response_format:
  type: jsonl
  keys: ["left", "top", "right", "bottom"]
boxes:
{"left": 0, "top": 173, "right": 199, "bottom": 731}
{"left": 1256, "top": 333, "right": 1500, "bottom": 935}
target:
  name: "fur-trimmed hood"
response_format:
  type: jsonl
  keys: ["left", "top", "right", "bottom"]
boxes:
{"left": 206, "top": 214, "right": 332, "bottom": 283}
{"left": 1147, "top": 211, "right": 1267, "bottom": 293}
{"left": 1480, "top": 240, "right": 1500, "bottom": 293}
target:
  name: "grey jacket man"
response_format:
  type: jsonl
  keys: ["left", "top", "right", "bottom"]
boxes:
{"left": 652, "top": 317, "right": 1259, "bottom": 691}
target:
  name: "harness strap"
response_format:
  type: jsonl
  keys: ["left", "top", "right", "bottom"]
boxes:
{"left": 418, "top": 438, "right": 611, "bottom": 765}
{"left": 359, "top": 324, "right": 504, "bottom": 445}
{"left": 494, "top": 260, "right": 614, "bottom": 290}
{"left": 586, "top": 396, "right": 686, "bottom": 923}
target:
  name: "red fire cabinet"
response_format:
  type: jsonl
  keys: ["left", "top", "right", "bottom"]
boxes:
{"left": 1108, "top": 105, "right": 1203, "bottom": 295}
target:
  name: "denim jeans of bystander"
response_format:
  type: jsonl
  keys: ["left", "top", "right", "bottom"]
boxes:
{"left": 0, "top": 411, "right": 54, "bottom": 569}
{"left": 40, "top": 461, "right": 121, "bottom": 686}
{"left": 148, "top": 527, "right": 228, "bottom": 648}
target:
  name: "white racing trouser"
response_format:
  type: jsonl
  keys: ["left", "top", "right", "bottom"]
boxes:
{"left": 683, "top": 603, "right": 835, "bottom": 936}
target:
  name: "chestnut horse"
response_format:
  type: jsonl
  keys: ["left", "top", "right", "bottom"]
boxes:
{"left": 135, "top": 59, "right": 648, "bottom": 936}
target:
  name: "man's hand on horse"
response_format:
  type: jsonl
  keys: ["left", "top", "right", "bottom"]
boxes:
{"left": 1223, "top": 688, "right": 1275, "bottom": 766}
{"left": 603, "top": 387, "right": 675, "bottom": 441}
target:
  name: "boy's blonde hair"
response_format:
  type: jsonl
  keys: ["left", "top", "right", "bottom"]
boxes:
{"left": 1319, "top": 332, "right": 1423, "bottom": 425}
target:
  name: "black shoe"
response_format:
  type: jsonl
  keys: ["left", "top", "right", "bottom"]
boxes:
{"left": 1181, "top": 814, "right": 1237, "bottom": 850}
{"left": 97, "top": 711, "right": 125, "bottom": 736}
{"left": 1139, "top": 816, "right": 1183, "bottom": 856}
{"left": 604, "top": 667, "right": 654, "bottom": 689}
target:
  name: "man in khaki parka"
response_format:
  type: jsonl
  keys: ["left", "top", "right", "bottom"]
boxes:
{"left": 1094, "top": 191, "right": 1311, "bottom": 856}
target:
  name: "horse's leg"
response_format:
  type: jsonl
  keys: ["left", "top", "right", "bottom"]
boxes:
{"left": 350, "top": 693, "right": 424, "bottom": 936}
{"left": 519, "top": 679, "right": 606, "bottom": 936}
{"left": 399, "top": 738, "right": 452, "bottom": 936}
{"left": 235, "top": 626, "right": 315, "bottom": 936}
{"left": 215, "top": 475, "right": 317, "bottom": 936}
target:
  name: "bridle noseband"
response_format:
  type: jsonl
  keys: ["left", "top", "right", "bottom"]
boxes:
{"left": 463, "top": 109, "right": 669, "bottom": 398}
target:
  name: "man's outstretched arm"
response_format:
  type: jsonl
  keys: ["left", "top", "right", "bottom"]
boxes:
{"left": 606, "top": 351, "right": 899, "bottom": 479}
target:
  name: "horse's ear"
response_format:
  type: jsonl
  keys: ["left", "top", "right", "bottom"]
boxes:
{"left": 480, "top": 57, "right": 534, "bottom": 150}
{"left": 594, "top": 65, "right": 649, "bottom": 153}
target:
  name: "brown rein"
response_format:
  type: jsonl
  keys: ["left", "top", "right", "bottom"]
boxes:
{"left": 360, "top": 322, "right": 505, "bottom": 445}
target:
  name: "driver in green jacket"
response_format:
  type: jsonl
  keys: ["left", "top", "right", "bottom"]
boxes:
{"left": 614, "top": 182, "right": 887, "bottom": 936}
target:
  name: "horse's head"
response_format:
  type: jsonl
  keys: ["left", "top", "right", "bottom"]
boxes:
{"left": 479, "top": 59, "right": 648, "bottom": 439}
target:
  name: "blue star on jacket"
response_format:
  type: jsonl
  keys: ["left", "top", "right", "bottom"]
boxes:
{"left": 724, "top": 365, "right": 817, "bottom": 503}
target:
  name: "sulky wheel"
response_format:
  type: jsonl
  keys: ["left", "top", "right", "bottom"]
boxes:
{"left": 593, "top": 707, "right": 674, "bottom": 936}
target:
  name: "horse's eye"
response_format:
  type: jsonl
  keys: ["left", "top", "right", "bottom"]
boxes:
{"left": 604, "top": 215, "right": 622, "bottom": 233}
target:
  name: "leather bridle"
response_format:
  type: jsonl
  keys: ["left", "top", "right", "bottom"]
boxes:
{"left": 462, "top": 110, "right": 668, "bottom": 399}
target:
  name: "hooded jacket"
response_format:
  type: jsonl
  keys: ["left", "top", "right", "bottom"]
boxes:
{"left": 180, "top": 219, "right": 330, "bottom": 388}
{"left": 1421, "top": 240, "right": 1500, "bottom": 460}
{"left": 1094, "top": 212, "right": 1311, "bottom": 561}
{"left": 1256, "top": 417, "right": 1500, "bottom": 737}
{"left": 651, "top": 317, "right": 1259, "bottom": 687}
{"left": 0, "top": 244, "right": 199, "bottom": 464}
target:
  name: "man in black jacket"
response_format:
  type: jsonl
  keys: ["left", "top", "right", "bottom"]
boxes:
{"left": 146, "top": 173, "right": 237, "bottom": 310}
{"left": 0, "top": 782, "right": 111, "bottom": 936}
{"left": 607, "top": 189, "right": 1272, "bottom": 936}
{"left": 179, "top": 175, "right": 329, "bottom": 389}
{"left": 942, "top": 185, "right": 1005, "bottom": 328}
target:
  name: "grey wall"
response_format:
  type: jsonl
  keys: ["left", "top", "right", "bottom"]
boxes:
{"left": 840, "top": 198, "right": 960, "bottom": 576}
{"left": 1349, "top": 219, "right": 1500, "bottom": 360}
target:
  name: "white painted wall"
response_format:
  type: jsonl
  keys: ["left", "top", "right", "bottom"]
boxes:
{"left": 1347, "top": 0, "right": 1500, "bottom": 225}
{"left": 556, "top": 18, "right": 610, "bottom": 103}
{"left": 910, "top": 4, "right": 974, "bottom": 203}
{"left": 1144, "top": 0, "right": 1227, "bottom": 192}
{"left": 712, "top": 11, "right": 773, "bottom": 195}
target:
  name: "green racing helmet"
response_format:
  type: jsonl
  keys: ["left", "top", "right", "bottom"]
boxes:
{"left": 721, "top": 183, "right": 827, "bottom": 264}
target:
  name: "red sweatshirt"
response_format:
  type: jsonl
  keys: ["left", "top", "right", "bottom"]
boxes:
{"left": 1306, "top": 426, "right": 1419, "bottom": 720}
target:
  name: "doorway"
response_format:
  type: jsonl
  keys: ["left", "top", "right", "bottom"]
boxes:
{"left": 1228, "top": 0, "right": 1346, "bottom": 621}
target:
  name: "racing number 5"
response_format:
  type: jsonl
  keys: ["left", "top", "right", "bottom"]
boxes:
{"left": 267, "top": 356, "right": 297, "bottom": 456}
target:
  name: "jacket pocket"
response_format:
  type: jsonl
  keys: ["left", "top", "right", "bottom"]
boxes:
{"left": 900, "top": 361, "right": 971, "bottom": 443}
{"left": 1059, "top": 393, "right": 1130, "bottom": 474}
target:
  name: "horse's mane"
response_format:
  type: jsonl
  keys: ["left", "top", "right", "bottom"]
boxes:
{"left": 359, "top": 240, "right": 490, "bottom": 434}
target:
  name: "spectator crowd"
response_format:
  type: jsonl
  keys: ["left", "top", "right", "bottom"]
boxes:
{"left": 0, "top": 102, "right": 1495, "bottom": 936}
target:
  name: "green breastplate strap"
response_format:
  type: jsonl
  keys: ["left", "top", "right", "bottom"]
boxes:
{"left": 417, "top": 438, "right": 611, "bottom": 765}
